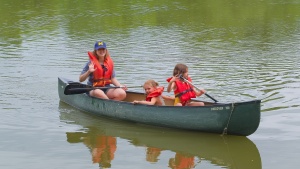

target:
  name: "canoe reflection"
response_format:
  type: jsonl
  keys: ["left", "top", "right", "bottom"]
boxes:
{"left": 59, "top": 101, "right": 261, "bottom": 169}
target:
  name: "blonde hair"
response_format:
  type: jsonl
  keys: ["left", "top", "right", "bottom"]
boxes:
{"left": 173, "top": 63, "right": 188, "bottom": 76}
{"left": 144, "top": 79, "right": 159, "bottom": 88}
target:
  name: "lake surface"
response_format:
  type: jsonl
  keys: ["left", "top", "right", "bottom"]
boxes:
{"left": 1, "top": 0, "right": 300, "bottom": 169}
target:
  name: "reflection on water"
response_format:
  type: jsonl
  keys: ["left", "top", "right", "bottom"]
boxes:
{"left": 67, "top": 131, "right": 116, "bottom": 168}
{"left": 59, "top": 101, "right": 261, "bottom": 169}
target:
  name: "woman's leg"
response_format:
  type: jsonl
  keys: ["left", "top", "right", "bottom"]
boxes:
{"left": 89, "top": 89, "right": 109, "bottom": 99}
{"left": 106, "top": 88, "right": 126, "bottom": 101}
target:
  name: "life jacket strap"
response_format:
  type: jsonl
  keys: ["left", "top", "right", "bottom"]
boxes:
{"left": 175, "top": 88, "right": 193, "bottom": 98}
{"left": 93, "top": 78, "right": 111, "bottom": 82}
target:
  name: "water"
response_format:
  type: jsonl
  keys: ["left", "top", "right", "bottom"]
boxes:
{"left": 1, "top": 0, "right": 300, "bottom": 168}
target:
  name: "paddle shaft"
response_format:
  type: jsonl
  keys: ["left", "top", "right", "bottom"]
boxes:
{"left": 64, "top": 83, "right": 141, "bottom": 95}
{"left": 72, "top": 86, "right": 122, "bottom": 92}
{"left": 180, "top": 76, "right": 218, "bottom": 103}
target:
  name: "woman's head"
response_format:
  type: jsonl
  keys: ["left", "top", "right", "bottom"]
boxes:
{"left": 143, "top": 79, "right": 159, "bottom": 94}
{"left": 93, "top": 40, "right": 108, "bottom": 59}
{"left": 173, "top": 63, "right": 188, "bottom": 78}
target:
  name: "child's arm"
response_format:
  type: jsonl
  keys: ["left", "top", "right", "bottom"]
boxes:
{"left": 133, "top": 97, "right": 158, "bottom": 105}
{"left": 194, "top": 88, "right": 206, "bottom": 97}
{"left": 162, "top": 95, "right": 175, "bottom": 100}
{"left": 167, "top": 76, "right": 177, "bottom": 92}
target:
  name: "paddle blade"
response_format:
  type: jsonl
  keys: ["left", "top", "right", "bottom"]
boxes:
{"left": 64, "top": 83, "right": 93, "bottom": 95}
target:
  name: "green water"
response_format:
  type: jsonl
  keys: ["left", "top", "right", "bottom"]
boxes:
{"left": 1, "top": 0, "right": 300, "bottom": 169}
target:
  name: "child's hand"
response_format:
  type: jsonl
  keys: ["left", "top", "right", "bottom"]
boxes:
{"left": 169, "top": 76, "right": 179, "bottom": 83}
{"left": 195, "top": 89, "right": 206, "bottom": 96}
{"left": 132, "top": 100, "right": 139, "bottom": 104}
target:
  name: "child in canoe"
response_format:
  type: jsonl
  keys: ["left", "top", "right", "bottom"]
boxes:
{"left": 167, "top": 63, "right": 206, "bottom": 106}
{"left": 133, "top": 79, "right": 170, "bottom": 106}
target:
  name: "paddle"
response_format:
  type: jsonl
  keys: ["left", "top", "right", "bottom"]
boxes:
{"left": 179, "top": 75, "right": 218, "bottom": 103}
{"left": 64, "top": 82, "right": 141, "bottom": 95}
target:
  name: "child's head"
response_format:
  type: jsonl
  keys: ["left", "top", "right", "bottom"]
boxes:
{"left": 173, "top": 63, "right": 188, "bottom": 78}
{"left": 143, "top": 79, "right": 159, "bottom": 94}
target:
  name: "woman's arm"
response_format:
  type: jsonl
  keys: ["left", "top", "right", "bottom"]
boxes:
{"left": 111, "top": 77, "right": 121, "bottom": 86}
{"left": 79, "top": 62, "right": 94, "bottom": 82}
{"left": 111, "top": 77, "right": 127, "bottom": 90}
{"left": 79, "top": 70, "right": 91, "bottom": 82}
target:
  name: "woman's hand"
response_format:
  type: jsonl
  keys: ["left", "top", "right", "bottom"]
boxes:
{"left": 88, "top": 62, "right": 96, "bottom": 73}
{"left": 120, "top": 84, "right": 128, "bottom": 91}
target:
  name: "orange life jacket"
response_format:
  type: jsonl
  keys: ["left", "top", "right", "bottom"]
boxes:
{"left": 92, "top": 136, "right": 116, "bottom": 164}
{"left": 88, "top": 51, "right": 114, "bottom": 87}
{"left": 146, "top": 87, "right": 164, "bottom": 101}
{"left": 167, "top": 77, "right": 196, "bottom": 105}
{"left": 172, "top": 153, "right": 195, "bottom": 169}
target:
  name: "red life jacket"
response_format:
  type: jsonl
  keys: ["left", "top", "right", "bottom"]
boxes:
{"left": 146, "top": 87, "right": 164, "bottom": 101}
{"left": 88, "top": 51, "right": 114, "bottom": 87}
{"left": 167, "top": 77, "right": 196, "bottom": 104}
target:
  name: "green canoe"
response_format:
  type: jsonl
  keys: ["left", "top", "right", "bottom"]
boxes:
{"left": 58, "top": 77, "right": 261, "bottom": 136}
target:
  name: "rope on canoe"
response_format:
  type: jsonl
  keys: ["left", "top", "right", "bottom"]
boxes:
{"left": 222, "top": 103, "right": 235, "bottom": 135}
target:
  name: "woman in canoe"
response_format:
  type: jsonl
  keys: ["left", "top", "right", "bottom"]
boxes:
{"left": 133, "top": 79, "right": 167, "bottom": 106}
{"left": 167, "top": 63, "right": 205, "bottom": 106}
{"left": 79, "top": 40, "right": 127, "bottom": 101}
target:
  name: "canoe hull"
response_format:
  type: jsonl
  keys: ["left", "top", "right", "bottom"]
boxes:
{"left": 58, "top": 77, "right": 261, "bottom": 136}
